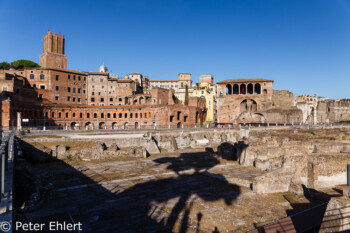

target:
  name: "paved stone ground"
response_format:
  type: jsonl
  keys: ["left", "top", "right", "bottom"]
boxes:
{"left": 19, "top": 148, "right": 319, "bottom": 233}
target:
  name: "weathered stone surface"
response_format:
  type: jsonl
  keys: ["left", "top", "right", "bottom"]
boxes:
{"left": 319, "top": 197, "right": 350, "bottom": 232}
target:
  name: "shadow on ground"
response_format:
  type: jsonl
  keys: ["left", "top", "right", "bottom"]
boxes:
{"left": 14, "top": 139, "right": 241, "bottom": 233}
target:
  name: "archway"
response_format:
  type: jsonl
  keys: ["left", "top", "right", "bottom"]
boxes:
{"left": 263, "top": 89, "right": 267, "bottom": 95}
{"left": 240, "top": 84, "right": 246, "bottom": 94}
{"left": 233, "top": 84, "right": 239, "bottom": 95}
{"left": 139, "top": 97, "right": 144, "bottom": 104}
{"left": 247, "top": 83, "right": 253, "bottom": 94}
{"left": 85, "top": 122, "right": 93, "bottom": 130}
{"left": 240, "top": 99, "right": 257, "bottom": 112}
{"left": 255, "top": 83, "right": 261, "bottom": 94}
{"left": 225, "top": 84, "right": 232, "bottom": 95}
{"left": 177, "top": 122, "right": 181, "bottom": 128}
{"left": 135, "top": 122, "right": 139, "bottom": 129}
{"left": 112, "top": 122, "right": 117, "bottom": 130}
{"left": 71, "top": 122, "right": 77, "bottom": 130}
{"left": 124, "top": 122, "right": 129, "bottom": 129}
{"left": 99, "top": 122, "right": 106, "bottom": 129}
{"left": 195, "top": 111, "right": 199, "bottom": 124}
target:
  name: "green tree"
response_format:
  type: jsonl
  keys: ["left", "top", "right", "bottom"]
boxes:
{"left": 10, "top": 59, "right": 40, "bottom": 69}
{"left": 0, "top": 62, "right": 10, "bottom": 70}
{"left": 184, "top": 84, "right": 189, "bottom": 106}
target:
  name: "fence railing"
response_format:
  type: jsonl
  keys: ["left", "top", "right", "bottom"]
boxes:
{"left": 0, "top": 132, "right": 14, "bottom": 200}
{"left": 1, "top": 122, "right": 350, "bottom": 132}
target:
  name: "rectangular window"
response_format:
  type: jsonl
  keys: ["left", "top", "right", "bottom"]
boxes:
{"left": 80, "top": 113, "right": 83, "bottom": 118}
{"left": 78, "top": 76, "right": 81, "bottom": 80}
{"left": 40, "top": 85, "right": 45, "bottom": 89}
{"left": 55, "top": 96, "right": 59, "bottom": 101}
{"left": 39, "top": 94, "right": 43, "bottom": 99}
{"left": 2, "top": 87, "right": 7, "bottom": 91}
{"left": 100, "top": 98, "right": 104, "bottom": 102}
{"left": 84, "top": 77, "right": 86, "bottom": 81}
{"left": 67, "top": 87, "right": 71, "bottom": 92}
{"left": 72, "top": 97, "right": 76, "bottom": 102}
{"left": 73, "top": 88, "right": 76, "bottom": 93}
{"left": 73, "top": 75, "right": 76, "bottom": 80}
{"left": 30, "top": 74, "right": 34, "bottom": 79}
{"left": 83, "top": 90, "right": 86, "bottom": 94}
{"left": 56, "top": 75, "right": 59, "bottom": 81}
{"left": 78, "top": 88, "right": 81, "bottom": 93}
{"left": 68, "top": 75, "right": 71, "bottom": 79}
{"left": 67, "top": 96, "right": 71, "bottom": 101}
{"left": 73, "top": 113, "right": 76, "bottom": 118}
{"left": 91, "top": 97, "right": 95, "bottom": 102}
{"left": 110, "top": 98, "right": 113, "bottom": 101}
{"left": 56, "top": 86, "right": 59, "bottom": 91}
{"left": 40, "top": 74, "right": 45, "bottom": 80}
{"left": 78, "top": 98, "right": 81, "bottom": 102}
{"left": 87, "top": 113, "right": 90, "bottom": 118}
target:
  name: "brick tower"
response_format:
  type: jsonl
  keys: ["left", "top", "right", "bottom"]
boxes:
{"left": 39, "top": 30, "right": 67, "bottom": 69}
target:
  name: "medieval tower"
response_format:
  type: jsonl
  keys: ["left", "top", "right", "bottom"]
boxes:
{"left": 39, "top": 30, "right": 67, "bottom": 69}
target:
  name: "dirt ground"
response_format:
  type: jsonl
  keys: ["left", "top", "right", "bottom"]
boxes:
{"left": 16, "top": 147, "right": 337, "bottom": 233}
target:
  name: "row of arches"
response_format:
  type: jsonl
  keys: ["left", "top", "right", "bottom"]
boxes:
{"left": 225, "top": 83, "right": 267, "bottom": 95}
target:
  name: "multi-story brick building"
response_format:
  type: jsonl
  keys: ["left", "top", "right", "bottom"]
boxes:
{"left": 149, "top": 73, "right": 193, "bottom": 103}
{"left": 217, "top": 78, "right": 304, "bottom": 124}
{"left": 0, "top": 30, "right": 206, "bottom": 129}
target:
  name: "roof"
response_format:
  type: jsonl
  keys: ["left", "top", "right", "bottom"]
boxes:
{"left": 88, "top": 72, "right": 109, "bottom": 76}
{"left": 118, "top": 79, "right": 133, "bottom": 83}
{"left": 217, "top": 78, "right": 273, "bottom": 84}
{"left": 149, "top": 79, "right": 178, "bottom": 82}
{"left": 129, "top": 72, "right": 141, "bottom": 75}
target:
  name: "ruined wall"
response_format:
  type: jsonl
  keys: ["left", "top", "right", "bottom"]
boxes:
{"left": 272, "top": 90, "right": 295, "bottom": 109}
{"left": 317, "top": 100, "right": 350, "bottom": 123}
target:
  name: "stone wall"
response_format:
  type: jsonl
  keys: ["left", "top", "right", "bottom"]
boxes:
{"left": 272, "top": 90, "right": 295, "bottom": 109}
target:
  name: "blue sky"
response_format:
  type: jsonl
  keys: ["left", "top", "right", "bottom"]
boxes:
{"left": 1, "top": 0, "right": 350, "bottom": 98}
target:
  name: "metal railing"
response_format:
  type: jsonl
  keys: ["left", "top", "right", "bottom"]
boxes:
{"left": 0, "top": 132, "right": 14, "bottom": 201}
{"left": 1, "top": 122, "right": 350, "bottom": 132}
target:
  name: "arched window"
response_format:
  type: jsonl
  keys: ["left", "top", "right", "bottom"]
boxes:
{"left": 225, "top": 84, "right": 232, "bottom": 95}
{"left": 255, "top": 83, "right": 261, "bottom": 94}
{"left": 247, "top": 83, "right": 253, "bottom": 94}
{"left": 240, "top": 84, "right": 246, "bottom": 94}
{"left": 233, "top": 84, "right": 239, "bottom": 94}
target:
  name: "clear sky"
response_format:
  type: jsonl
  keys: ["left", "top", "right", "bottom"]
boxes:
{"left": 1, "top": 0, "right": 349, "bottom": 98}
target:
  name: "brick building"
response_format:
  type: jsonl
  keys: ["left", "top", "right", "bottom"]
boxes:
{"left": 0, "top": 30, "right": 206, "bottom": 129}
{"left": 217, "top": 78, "right": 303, "bottom": 124}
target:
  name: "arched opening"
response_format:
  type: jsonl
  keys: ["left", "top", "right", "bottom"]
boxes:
{"left": 135, "top": 122, "right": 139, "bottom": 129}
{"left": 177, "top": 122, "right": 181, "bottom": 128}
{"left": 124, "top": 122, "right": 129, "bottom": 129}
{"left": 263, "top": 89, "right": 267, "bottom": 95}
{"left": 85, "top": 122, "right": 93, "bottom": 130}
{"left": 195, "top": 111, "right": 199, "bottom": 124}
{"left": 240, "top": 100, "right": 248, "bottom": 112}
{"left": 240, "top": 99, "right": 257, "bottom": 112}
{"left": 240, "top": 84, "right": 246, "bottom": 95}
{"left": 99, "top": 122, "right": 106, "bottom": 129}
{"left": 112, "top": 122, "right": 117, "bottom": 130}
{"left": 247, "top": 83, "right": 253, "bottom": 94}
{"left": 125, "top": 97, "right": 129, "bottom": 105}
{"left": 225, "top": 84, "right": 232, "bottom": 95}
{"left": 255, "top": 83, "right": 261, "bottom": 94}
{"left": 139, "top": 97, "right": 144, "bottom": 104}
{"left": 70, "top": 122, "right": 77, "bottom": 130}
{"left": 233, "top": 84, "right": 239, "bottom": 95}
{"left": 133, "top": 99, "right": 138, "bottom": 105}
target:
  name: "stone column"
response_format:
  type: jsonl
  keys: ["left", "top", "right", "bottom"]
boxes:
{"left": 17, "top": 112, "right": 22, "bottom": 131}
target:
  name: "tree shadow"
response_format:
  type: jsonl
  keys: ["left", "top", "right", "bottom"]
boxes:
{"left": 14, "top": 139, "right": 241, "bottom": 233}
